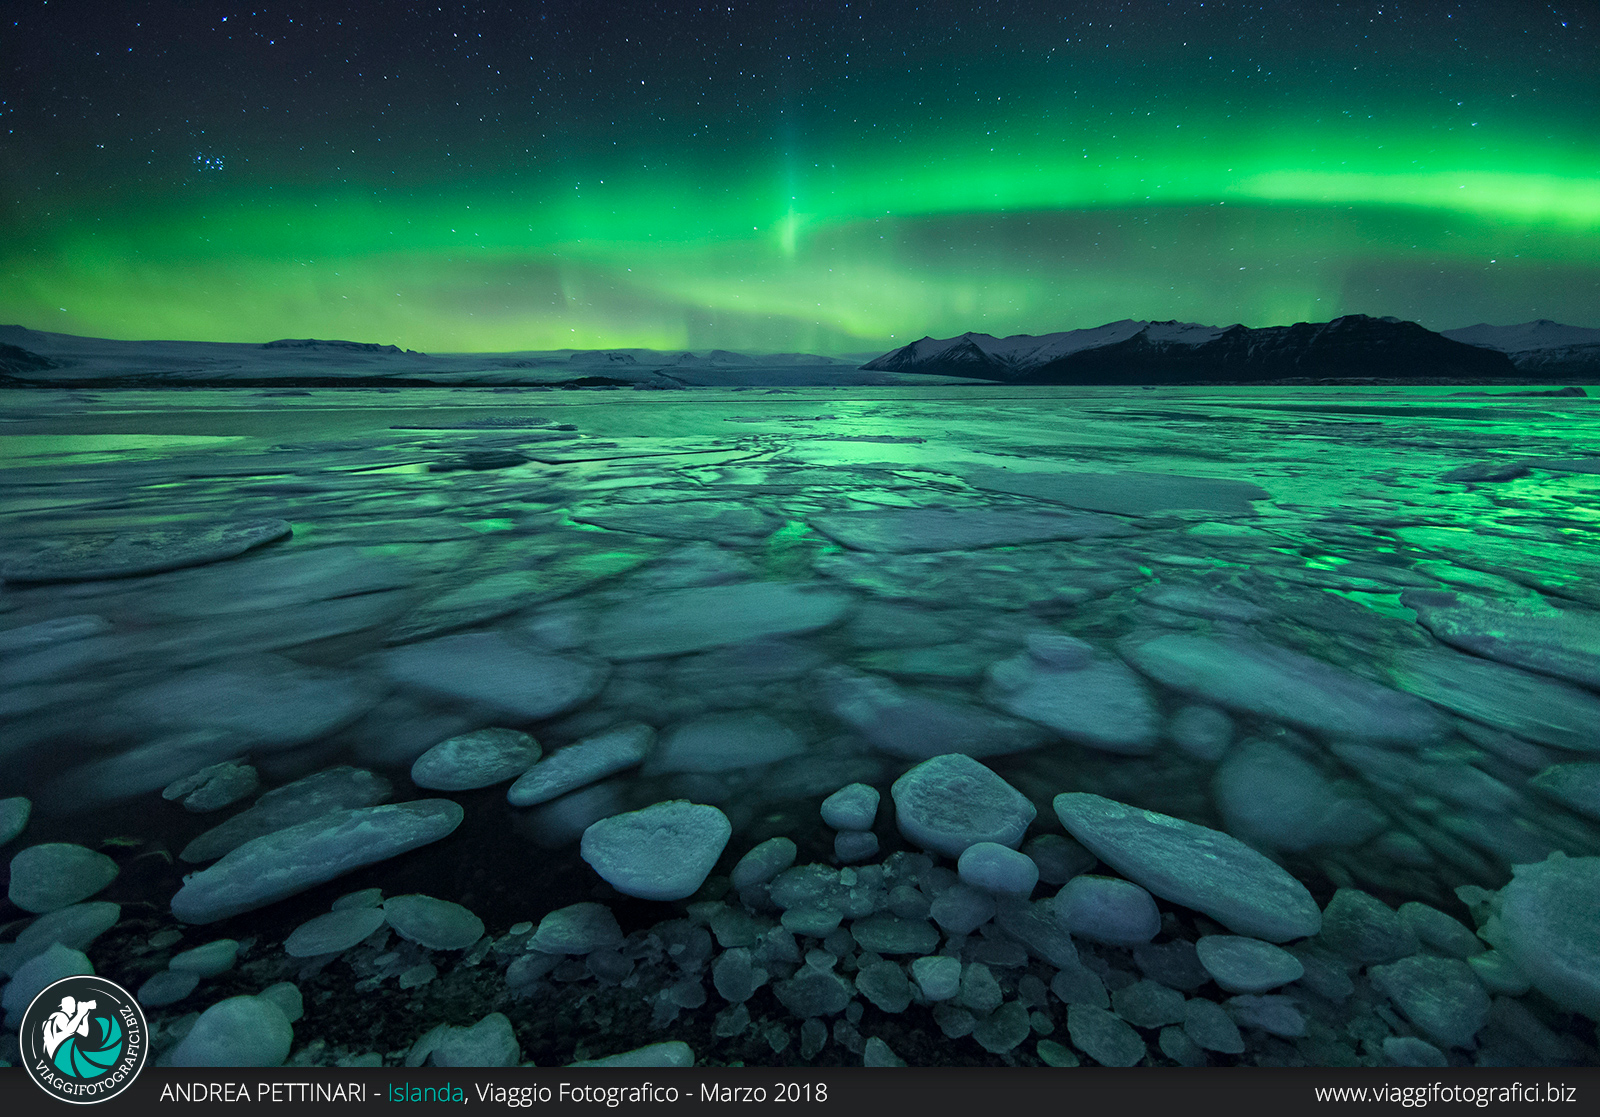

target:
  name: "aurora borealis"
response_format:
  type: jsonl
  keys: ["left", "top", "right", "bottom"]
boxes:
{"left": 2, "top": 2, "right": 1596, "bottom": 354}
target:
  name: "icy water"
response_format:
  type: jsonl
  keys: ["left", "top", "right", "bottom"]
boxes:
{"left": 1, "top": 384, "right": 1597, "bottom": 1069}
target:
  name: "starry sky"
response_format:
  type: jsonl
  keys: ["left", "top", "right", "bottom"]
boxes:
{"left": 2, "top": 1, "right": 1596, "bottom": 354}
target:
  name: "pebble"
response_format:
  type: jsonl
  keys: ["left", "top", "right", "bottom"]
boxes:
{"left": 821, "top": 783, "right": 880, "bottom": 831}
{"left": 580, "top": 800, "right": 732, "bottom": 901}
{"left": 911, "top": 955, "right": 962, "bottom": 1001}
{"left": 1159, "top": 1025, "right": 1208, "bottom": 1066}
{"left": 891, "top": 753, "right": 1037, "bottom": 859}
{"left": 171, "top": 800, "right": 464, "bottom": 924}
{"left": 506, "top": 724, "right": 653, "bottom": 807}
{"left": 928, "top": 882, "right": 996, "bottom": 935}
{"left": 972, "top": 1001, "right": 1032, "bottom": 1054}
{"left": 1054, "top": 792, "right": 1321, "bottom": 942}
{"left": 7, "top": 843, "right": 118, "bottom": 913}
{"left": 258, "top": 982, "right": 303, "bottom": 1024}
{"left": 531, "top": 903, "right": 622, "bottom": 955}
{"left": 862, "top": 1036, "right": 907, "bottom": 1066}
{"left": 855, "top": 960, "right": 912, "bottom": 1013}
{"left": 1194, "top": 935, "right": 1305, "bottom": 994}
{"left": 169, "top": 995, "right": 294, "bottom": 1067}
{"left": 284, "top": 908, "right": 387, "bottom": 957}
{"left": 384, "top": 894, "right": 485, "bottom": 951}
{"left": 1053, "top": 875, "right": 1160, "bottom": 946}
{"left": 957, "top": 842, "right": 1039, "bottom": 896}
{"left": 959, "top": 963, "right": 1004, "bottom": 1015}
{"left": 1067, "top": 1003, "right": 1146, "bottom": 1067}
{"left": 170, "top": 939, "right": 239, "bottom": 977}
{"left": 1369, "top": 955, "right": 1490, "bottom": 1049}
{"left": 850, "top": 915, "right": 940, "bottom": 955}
{"left": 411, "top": 727, "right": 540, "bottom": 790}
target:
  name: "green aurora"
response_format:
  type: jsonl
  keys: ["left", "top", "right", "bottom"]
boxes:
{"left": 3, "top": 4, "right": 1596, "bottom": 353}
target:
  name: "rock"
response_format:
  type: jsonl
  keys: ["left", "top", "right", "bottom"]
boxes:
{"left": 983, "top": 652, "right": 1160, "bottom": 755}
{"left": 0, "top": 796, "right": 30, "bottom": 845}
{"left": 911, "top": 955, "right": 962, "bottom": 1001}
{"left": 957, "top": 842, "right": 1039, "bottom": 897}
{"left": 1397, "top": 902, "right": 1484, "bottom": 960}
{"left": 729, "top": 837, "right": 797, "bottom": 890}
{"left": 1383, "top": 1036, "right": 1449, "bottom": 1067}
{"left": 0, "top": 518, "right": 292, "bottom": 583}
{"left": 427, "top": 1013, "right": 521, "bottom": 1067}
{"left": 590, "top": 582, "right": 852, "bottom": 660}
{"left": 1482, "top": 854, "right": 1600, "bottom": 1019}
{"left": 571, "top": 1041, "right": 694, "bottom": 1068}
{"left": 181, "top": 766, "right": 394, "bottom": 863}
{"left": 7, "top": 843, "right": 118, "bottom": 913}
{"left": 1166, "top": 706, "right": 1235, "bottom": 762}
{"left": 169, "top": 939, "right": 238, "bottom": 977}
{"left": 1067, "top": 1004, "right": 1146, "bottom": 1067}
{"left": 862, "top": 1036, "right": 907, "bottom": 1066}
{"left": 2, "top": 944, "right": 93, "bottom": 1029}
{"left": 1318, "top": 889, "right": 1418, "bottom": 965}
{"left": 1054, "top": 875, "right": 1160, "bottom": 946}
{"left": 1054, "top": 792, "right": 1322, "bottom": 942}
{"left": 972, "top": 1000, "right": 1032, "bottom": 1054}
{"left": 580, "top": 801, "right": 732, "bottom": 901}
{"left": 138, "top": 969, "right": 200, "bottom": 1007}
{"left": 1194, "top": 936, "right": 1304, "bottom": 994}
{"left": 507, "top": 724, "right": 653, "bottom": 806}
{"left": 1022, "top": 834, "right": 1096, "bottom": 885}
{"left": 1112, "top": 980, "right": 1186, "bottom": 1028}
{"left": 1223, "top": 995, "right": 1306, "bottom": 1038}
{"left": 850, "top": 915, "right": 940, "bottom": 955}
{"left": 163, "top": 761, "right": 259, "bottom": 813}
{"left": 1212, "top": 740, "right": 1387, "bottom": 852}
{"left": 411, "top": 728, "right": 540, "bottom": 790}
{"left": 891, "top": 754, "right": 1037, "bottom": 859}
{"left": 834, "top": 831, "right": 879, "bottom": 863}
{"left": 1182, "top": 998, "right": 1244, "bottom": 1054}
{"left": 1369, "top": 955, "right": 1490, "bottom": 1049}
{"left": 1404, "top": 591, "right": 1600, "bottom": 692}
{"left": 855, "top": 961, "right": 913, "bottom": 1013}
{"left": 381, "top": 632, "right": 608, "bottom": 721}
{"left": 531, "top": 903, "right": 622, "bottom": 955}
{"left": 821, "top": 784, "right": 880, "bottom": 831}
{"left": 0, "top": 902, "right": 120, "bottom": 975}
{"left": 384, "top": 895, "right": 485, "bottom": 950}
{"left": 645, "top": 712, "right": 805, "bottom": 774}
{"left": 169, "top": 995, "right": 293, "bottom": 1067}
{"left": 284, "top": 907, "right": 386, "bottom": 957}
{"left": 1388, "top": 648, "right": 1600, "bottom": 753}
{"left": 1528, "top": 764, "right": 1600, "bottom": 821}
{"left": 810, "top": 507, "right": 1127, "bottom": 553}
{"left": 821, "top": 667, "right": 1049, "bottom": 760}
{"left": 1119, "top": 633, "right": 1447, "bottom": 744}
{"left": 170, "top": 800, "right": 464, "bottom": 924}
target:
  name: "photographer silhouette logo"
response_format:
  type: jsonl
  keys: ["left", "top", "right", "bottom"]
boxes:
{"left": 22, "top": 976, "right": 147, "bottom": 1104}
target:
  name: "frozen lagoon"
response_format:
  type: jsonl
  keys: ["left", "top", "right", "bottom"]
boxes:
{"left": 0, "top": 383, "right": 1597, "bottom": 1068}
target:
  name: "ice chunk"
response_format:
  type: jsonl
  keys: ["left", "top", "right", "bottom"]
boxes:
{"left": 773, "top": 968, "right": 853, "bottom": 1017}
{"left": 0, "top": 902, "right": 120, "bottom": 976}
{"left": 170, "top": 939, "right": 238, "bottom": 977}
{"left": 0, "top": 796, "right": 30, "bottom": 845}
{"left": 1388, "top": 647, "right": 1600, "bottom": 754}
{"left": 506, "top": 724, "right": 653, "bottom": 807}
{"left": 712, "top": 948, "right": 768, "bottom": 1003}
{"left": 1054, "top": 793, "right": 1321, "bottom": 942}
{"left": 1142, "top": 586, "right": 1271, "bottom": 623}
{"left": 1397, "top": 902, "right": 1484, "bottom": 960}
{"left": 171, "top": 800, "right": 464, "bottom": 924}
{"left": 1317, "top": 889, "right": 1418, "bottom": 965}
{"left": 139, "top": 969, "right": 199, "bottom": 1007}
{"left": 1369, "top": 955, "right": 1490, "bottom": 1049}
{"left": 1482, "top": 853, "right": 1600, "bottom": 1019}
{"left": 729, "top": 837, "right": 797, "bottom": 890}
{"left": 2, "top": 944, "right": 92, "bottom": 1029}
{"left": 1067, "top": 1004, "right": 1146, "bottom": 1067}
{"left": 972, "top": 1000, "right": 1031, "bottom": 1054}
{"left": 169, "top": 995, "right": 293, "bottom": 1067}
{"left": 0, "top": 518, "right": 292, "bottom": 583}
{"left": 834, "top": 831, "right": 879, "bottom": 863}
{"left": 1053, "top": 875, "right": 1159, "bottom": 946}
{"left": 590, "top": 582, "right": 852, "bottom": 660}
{"left": 983, "top": 652, "right": 1159, "bottom": 755}
{"left": 957, "top": 842, "right": 1039, "bottom": 897}
{"left": 1383, "top": 1036, "right": 1449, "bottom": 1067}
{"left": 8, "top": 843, "right": 118, "bottom": 913}
{"left": 963, "top": 467, "right": 1268, "bottom": 518}
{"left": 181, "top": 766, "right": 394, "bottom": 863}
{"left": 1182, "top": 998, "right": 1244, "bottom": 1054}
{"left": 381, "top": 632, "right": 608, "bottom": 720}
{"left": 1194, "top": 936, "right": 1304, "bottom": 994}
{"left": 384, "top": 894, "right": 485, "bottom": 951}
{"left": 1528, "top": 764, "right": 1600, "bottom": 822}
{"left": 1166, "top": 706, "right": 1235, "bottom": 762}
{"left": 257, "top": 982, "right": 302, "bottom": 1025}
{"left": 1120, "top": 633, "right": 1447, "bottom": 744}
{"left": 811, "top": 507, "right": 1127, "bottom": 552}
{"left": 891, "top": 754, "right": 1037, "bottom": 859}
{"left": 1467, "top": 950, "right": 1531, "bottom": 996}
{"left": 1222, "top": 994, "right": 1306, "bottom": 1038}
{"left": 1111, "top": 980, "right": 1186, "bottom": 1028}
{"left": 411, "top": 728, "right": 540, "bottom": 791}
{"left": 821, "top": 667, "right": 1049, "bottom": 760}
{"left": 163, "top": 761, "right": 259, "bottom": 813}
{"left": 1213, "top": 740, "right": 1387, "bottom": 853}
{"left": 284, "top": 907, "right": 386, "bottom": 957}
{"left": 862, "top": 1036, "right": 907, "bottom": 1066}
{"left": 427, "top": 1013, "right": 521, "bottom": 1067}
{"left": 850, "top": 915, "right": 939, "bottom": 955}
{"left": 911, "top": 955, "right": 962, "bottom": 1001}
{"left": 1022, "top": 834, "right": 1095, "bottom": 885}
{"left": 821, "top": 783, "right": 880, "bottom": 831}
{"left": 531, "top": 902, "right": 621, "bottom": 955}
{"left": 1404, "top": 591, "right": 1600, "bottom": 691}
{"left": 855, "top": 960, "right": 912, "bottom": 1013}
{"left": 580, "top": 800, "right": 731, "bottom": 901}
{"left": 570, "top": 1041, "right": 694, "bottom": 1068}
{"left": 645, "top": 712, "right": 805, "bottom": 774}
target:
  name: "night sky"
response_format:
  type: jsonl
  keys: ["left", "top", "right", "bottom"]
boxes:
{"left": 2, "top": 1, "right": 1596, "bottom": 354}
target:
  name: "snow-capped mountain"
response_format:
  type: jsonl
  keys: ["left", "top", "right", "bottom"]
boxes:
{"left": 863, "top": 315, "right": 1523, "bottom": 383}
{"left": 1442, "top": 320, "right": 1600, "bottom": 379}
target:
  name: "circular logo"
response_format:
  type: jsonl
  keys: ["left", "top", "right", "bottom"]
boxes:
{"left": 20, "top": 976, "right": 148, "bottom": 1105}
